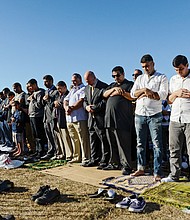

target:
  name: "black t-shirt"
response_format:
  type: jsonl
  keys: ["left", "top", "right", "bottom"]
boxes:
{"left": 105, "top": 79, "right": 134, "bottom": 130}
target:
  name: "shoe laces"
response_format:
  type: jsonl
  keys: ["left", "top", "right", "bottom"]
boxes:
{"left": 38, "top": 185, "right": 49, "bottom": 193}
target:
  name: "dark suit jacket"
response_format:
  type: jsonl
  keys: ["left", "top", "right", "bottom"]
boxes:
{"left": 84, "top": 79, "right": 108, "bottom": 129}
{"left": 43, "top": 85, "right": 59, "bottom": 123}
{"left": 53, "top": 90, "right": 69, "bottom": 128}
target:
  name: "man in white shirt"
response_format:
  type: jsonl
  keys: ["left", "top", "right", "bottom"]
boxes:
{"left": 162, "top": 55, "right": 190, "bottom": 182}
{"left": 64, "top": 73, "right": 90, "bottom": 164}
{"left": 130, "top": 54, "right": 168, "bottom": 181}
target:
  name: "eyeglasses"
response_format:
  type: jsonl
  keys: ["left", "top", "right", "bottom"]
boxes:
{"left": 112, "top": 74, "right": 121, "bottom": 78}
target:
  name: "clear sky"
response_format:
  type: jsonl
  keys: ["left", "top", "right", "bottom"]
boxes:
{"left": 0, "top": 0, "right": 190, "bottom": 91}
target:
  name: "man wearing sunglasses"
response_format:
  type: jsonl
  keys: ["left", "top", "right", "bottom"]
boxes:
{"left": 103, "top": 66, "right": 134, "bottom": 175}
{"left": 132, "top": 69, "right": 143, "bottom": 81}
{"left": 130, "top": 54, "right": 168, "bottom": 181}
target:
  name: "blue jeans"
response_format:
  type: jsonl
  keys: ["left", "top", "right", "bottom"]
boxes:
{"left": 135, "top": 113, "right": 163, "bottom": 175}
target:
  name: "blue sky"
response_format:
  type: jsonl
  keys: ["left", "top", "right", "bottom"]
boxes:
{"left": 0, "top": 0, "right": 190, "bottom": 91}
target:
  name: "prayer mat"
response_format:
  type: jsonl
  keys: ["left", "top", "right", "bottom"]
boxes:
{"left": 141, "top": 181, "right": 190, "bottom": 209}
{"left": 24, "top": 159, "right": 66, "bottom": 170}
{"left": 102, "top": 174, "right": 160, "bottom": 194}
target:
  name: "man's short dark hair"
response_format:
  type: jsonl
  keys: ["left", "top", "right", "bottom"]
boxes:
{"left": 43, "top": 75, "right": 54, "bottom": 82}
{"left": 112, "top": 66, "right": 124, "bottom": 74}
{"left": 56, "top": 81, "right": 66, "bottom": 87}
{"left": 2, "top": 87, "right": 10, "bottom": 94}
{"left": 72, "top": 73, "right": 82, "bottom": 80}
{"left": 172, "top": 55, "right": 188, "bottom": 67}
{"left": 134, "top": 69, "right": 143, "bottom": 75}
{"left": 12, "top": 82, "right": 21, "bottom": 88}
{"left": 140, "top": 54, "right": 154, "bottom": 63}
{"left": 8, "top": 91, "right": 15, "bottom": 97}
{"left": 27, "top": 78, "right": 37, "bottom": 85}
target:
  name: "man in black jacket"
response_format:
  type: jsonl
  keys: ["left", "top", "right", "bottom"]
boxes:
{"left": 83, "top": 71, "right": 110, "bottom": 169}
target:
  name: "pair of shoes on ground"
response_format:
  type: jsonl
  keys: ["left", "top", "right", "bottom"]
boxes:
{"left": 116, "top": 194, "right": 146, "bottom": 212}
{"left": 131, "top": 170, "right": 161, "bottom": 182}
{"left": 0, "top": 180, "right": 14, "bottom": 193}
{"left": 31, "top": 185, "right": 60, "bottom": 205}
{"left": 88, "top": 188, "right": 117, "bottom": 200}
{"left": 0, "top": 215, "right": 15, "bottom": 220}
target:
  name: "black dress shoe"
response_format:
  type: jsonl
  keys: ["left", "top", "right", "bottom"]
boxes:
{"left": 35, "top": 188, "right": 60, "bottom": 205}
{"left": 97, "top": 163, "right": 108, "bottom": 170}
{"left": 0, "top": 180, "right": 14, "bottom": 193}
{"left": 102, "top": 164, "right": 121, "bottom": 170}
{"left": 122, "top": 167, "right": 133, "bottom": 175}
{"left": 31, "top": 185, "right": 50, "bottom": 201}
{"left": 40, "top": 154, "right": 53, "bottom": 161}
{"left": 82, "top": 160, "right": 99, "bottom": 167}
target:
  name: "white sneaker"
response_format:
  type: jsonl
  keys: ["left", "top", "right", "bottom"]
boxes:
{"left": 116, "top": 194, "right": 137, "bottom": 208}
{"left": 161, "top": 176, "right": 175, "bottom": 183}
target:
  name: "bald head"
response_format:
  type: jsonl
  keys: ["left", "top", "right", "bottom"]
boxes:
{"left": 84, "top": 71, "right": 96, "bottom": 86}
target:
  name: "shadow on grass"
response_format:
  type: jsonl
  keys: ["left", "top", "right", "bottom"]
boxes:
{"left": 144, "top": 202, "right": 161, "bottom": 213}
{"left": 11, "top": 186, "right": 29, "bottom": 193}
{"left": 56, "top": 194, "right": 80, "bottom": 204}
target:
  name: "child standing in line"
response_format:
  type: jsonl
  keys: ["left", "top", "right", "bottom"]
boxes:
{"left": 11, "top": 101, "right": 24, "bottom": 156}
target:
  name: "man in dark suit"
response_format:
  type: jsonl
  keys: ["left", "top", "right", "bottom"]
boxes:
{"left": 41, "top": 75, "right": 59, "bottom": 160}
{"left": 83, "top": 71, "right": 110, "bottom": 169}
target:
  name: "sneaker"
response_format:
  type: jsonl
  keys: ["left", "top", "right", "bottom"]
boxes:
{"left": 104, "top": 189, "right": 117, "bottom": 200}
{"left": 116, "top": 194, "right": 138, "bottom": 208}
{"left": 0, "top": 215, "right": 15, "bottom": 220}
{"left": 88, "top": 188, "right": 107, "bottom": 198}
{"left": 0, "top": 180, "right": 14, "bottom": 193}
{"left": 128, "top": 197, "right": 146, "bottom": 212}
{"left": 31, "top": 185, "right": 50, "bottom": 201}
{"left": 161, "top": 176, "right": 176, "bottom": 183}
{"left": 35, "top": 188, "right": 60, "bottom": 205}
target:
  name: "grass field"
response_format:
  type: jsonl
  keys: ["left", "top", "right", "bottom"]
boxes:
{"left": 0, "top": 167, "right": 189, "bottom": 220}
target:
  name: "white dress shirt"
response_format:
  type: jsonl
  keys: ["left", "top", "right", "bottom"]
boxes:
{"left": 130, "top": 72, "right": 168, "bottom": 116}
{"left": 169, "top": 73, "right": 190, "bottom": 123}
{"left": 64, "top": 83, "right": 87, "bottom": 123}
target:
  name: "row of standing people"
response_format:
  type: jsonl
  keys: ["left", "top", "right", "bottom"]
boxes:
{"left": 0, "top": 54, "right": 189, "bottom": 182}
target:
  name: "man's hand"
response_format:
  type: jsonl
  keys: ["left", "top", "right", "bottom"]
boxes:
{"left": 54, "top": 100, "right": 60, "bottom": 108}
{"left": 175, "top": 88, "right": 190, "bottom": 98}
{"left": 43, "top": 94, "right": 49, "bottom": 101}
{"left": 86, "top": 105, "right": 95, "bottom": 113}
{"left": 137, "top": 88, "right": 159, "bottom": 100}
{"left": 110, "top": 87, "right": 125, "bottom": 96}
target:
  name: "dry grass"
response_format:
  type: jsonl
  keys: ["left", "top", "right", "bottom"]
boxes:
{"left": 0, "top": 167, "right": 189, "bottom": 220}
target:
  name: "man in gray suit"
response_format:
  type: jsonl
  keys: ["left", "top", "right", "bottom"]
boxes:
{"left": 41, "top": 75, "right": 59, "bottom": 160}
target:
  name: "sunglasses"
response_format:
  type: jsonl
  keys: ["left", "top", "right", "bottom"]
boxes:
{"left": 112, "top": 73, "right": 121, "bottom": 78}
